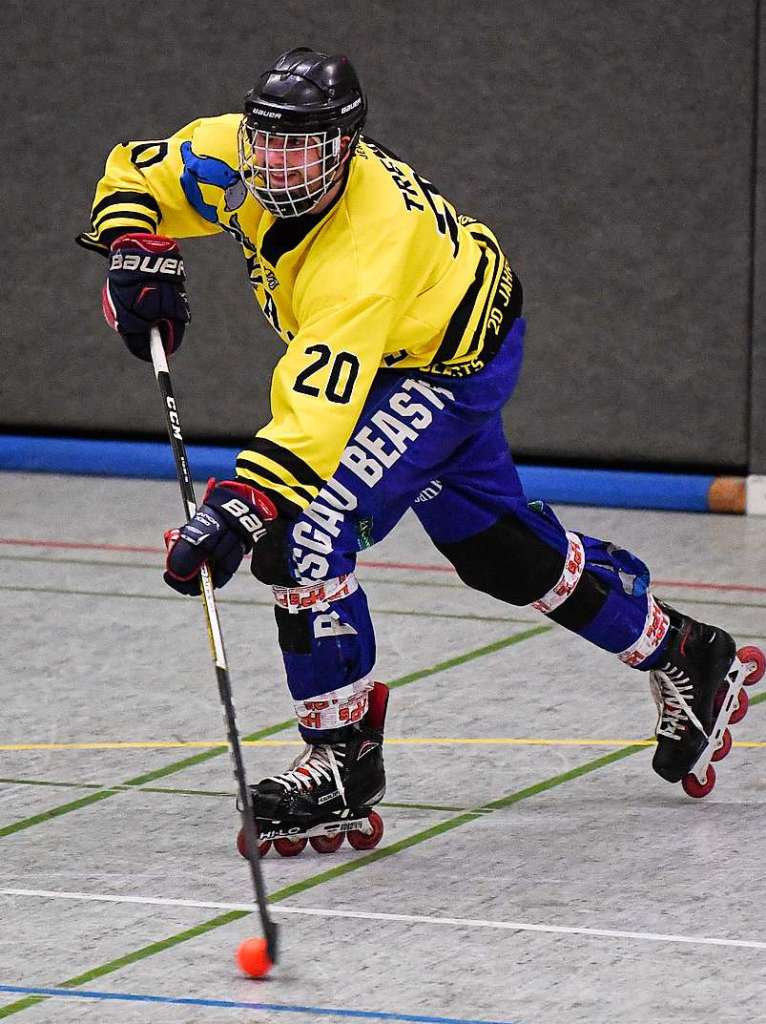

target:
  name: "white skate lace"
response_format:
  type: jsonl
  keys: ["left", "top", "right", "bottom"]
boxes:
{"left": 267, "top": 744, "right": 346, "bottom": 799}
{"left": 650, "top": 665, "right": 705, "bottom": 740}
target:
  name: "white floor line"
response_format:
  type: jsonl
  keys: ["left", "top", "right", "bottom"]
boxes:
{"left": 3, "top": 887, "right": 766, "bottom": 952}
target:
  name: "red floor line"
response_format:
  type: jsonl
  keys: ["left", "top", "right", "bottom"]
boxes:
{"left": 652, "top": 579, "right": 766, "bottom": 594}
{"left": 0, "top": 538, "right": 163, "bottom": 555}
{"left": 1, "top": 537, "right": 765, "bottom": 594}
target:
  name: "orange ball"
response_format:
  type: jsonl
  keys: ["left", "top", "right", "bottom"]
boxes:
{"left": 236, "top": 936, "right": 272, "bottom": 978}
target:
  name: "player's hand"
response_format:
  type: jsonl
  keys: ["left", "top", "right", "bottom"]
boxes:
{"left": 164, "top": 479, "right": 278, "bottom": 595}
{"left": 102, "top": 233, "right": 190, "bottom": 361}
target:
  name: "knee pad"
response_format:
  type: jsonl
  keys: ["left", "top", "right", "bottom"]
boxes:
{"left": 435, "top": 505, "right": 608, "bottom": 630}
{"left": 436, "top": 513, "right": 561, "bottom": 604}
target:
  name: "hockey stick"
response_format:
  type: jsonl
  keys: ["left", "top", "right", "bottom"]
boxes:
{"left": 148, "top": 326, "right": 278, "bottom": 964}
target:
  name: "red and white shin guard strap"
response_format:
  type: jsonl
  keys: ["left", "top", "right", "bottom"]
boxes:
{"left": 618, "top": 594, "right": 670, "bottom": 667}
{"left": 530, "top": 532, "right": 585, "bottom": 614}
{"left": 295, "top": 676, "right": 374, "bottom": 732}
{"left": 272, "top": 573, "right": 358, "bottom": 614}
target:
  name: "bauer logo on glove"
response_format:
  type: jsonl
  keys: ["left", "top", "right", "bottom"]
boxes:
{"left": 102, "top": 233, "right": 191, "bottom": 362}
{"left": 219, "top": 497, "right": 270, "bottom": 542}
{"left": 164, "top": 478, "right": 278, "bottom": 595}
{"left": 109, "top": 251, "right": 184, "bottom": 275}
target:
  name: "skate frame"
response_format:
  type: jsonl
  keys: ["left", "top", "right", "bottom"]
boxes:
{"left": 687, "top": 655, "right": 751, "bottom": 785}
{"left": 149, "top": 328, "right": 278, "bottom": 964}
{"left": 256, "top": 813, "right": 377, "bottom": 844}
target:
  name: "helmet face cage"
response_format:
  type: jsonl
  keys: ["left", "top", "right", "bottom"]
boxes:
{"left": 238, "top": 120, "right": 353, "bottom": 218}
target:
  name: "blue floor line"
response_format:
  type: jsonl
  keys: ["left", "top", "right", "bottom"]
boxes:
{"left": 0, "top": 985, "right": 517, "bottom": 1024}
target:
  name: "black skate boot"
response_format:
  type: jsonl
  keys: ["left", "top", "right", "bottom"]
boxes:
{"left": 650, "top": 604, "right": 736, "bottom": 786}
{"left": 238, "top": 681, "right": 389, "bottom": 858}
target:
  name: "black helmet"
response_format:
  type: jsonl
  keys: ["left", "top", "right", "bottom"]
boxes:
{"left": 238, "top": 47, "right": 367, "bottom": 218}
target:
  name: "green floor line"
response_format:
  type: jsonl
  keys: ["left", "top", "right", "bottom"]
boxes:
{"left": 0, "top": 583, "right": 540, "bottom": 626}
{"left": 4, "top": 683, "right": 765, "bottom": 806}
{"left": 0, "top": 778, "right": 106, "bottom": 791}
{"left": 5, "top": 550, "right": 766, "bottom": 601}
{"left": 0, "top": 911, "right": 252, "bottom": 1020}
{"left": 0, "top": 778, "right": 482, "bottom": 814}
{"left": 387, "top": 625, "right": 550, "bottom": 688}
{"left": 0, "top": 552, "right": 464, "bottom": 588}
{"left": 264, "top": 744, "right": 652, "bottom": 903}
{"left": 480, "top": 744, "right": 648, "bottom": 810}
{"left": 0, "top": 792, "right": 115, "bottom": 839}
{"left": 1, "top": 677, "right": 764, "bottom": 1018}
{"left": 0, "top": 628, "right": 545, "bottom": 838}
{"left": 0, "top": 731, "right": 659, "bottom": 1020}
{"left": 118, "top": 718, "right": 296, "bottom": 789}
{"left": 5, "top": 580, "right": 765, "bottom": 626}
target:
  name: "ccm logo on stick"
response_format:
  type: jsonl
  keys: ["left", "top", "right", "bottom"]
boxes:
{"left": 165, "top": 397, "right": 182, "bottom": 440}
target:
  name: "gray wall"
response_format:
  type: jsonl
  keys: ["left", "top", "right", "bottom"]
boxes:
{"left": 1, "top": 0, "right": 760, "bottom": 470}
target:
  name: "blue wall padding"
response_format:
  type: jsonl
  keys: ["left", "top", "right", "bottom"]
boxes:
{"left": 517, "top": 465, "right": 713, "bottom": 512}
{"left": 0, "top": 436, "right": 233, "bottom": 483}
{"left": 0, "top": 435, "right": 715, "bottom": 512}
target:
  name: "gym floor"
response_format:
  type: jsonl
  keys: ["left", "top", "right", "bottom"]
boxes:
{"left": 1, "top": 470, "right": 765, "bottom": 1024}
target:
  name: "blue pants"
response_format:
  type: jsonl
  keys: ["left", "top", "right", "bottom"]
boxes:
{"left": 276, "top": 319, "right": 668, "bottom": 738}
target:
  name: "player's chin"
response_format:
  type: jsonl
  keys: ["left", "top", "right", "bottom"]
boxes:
{"left": 267, "top": 187, "right": 320, "bottom": 211}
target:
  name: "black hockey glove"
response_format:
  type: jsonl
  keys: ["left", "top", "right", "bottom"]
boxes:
{"left": 102, "top": 233, "right": 190, "bottom": 361}
{"left": 164, "top": 478, "right": 287, "bottom": 595}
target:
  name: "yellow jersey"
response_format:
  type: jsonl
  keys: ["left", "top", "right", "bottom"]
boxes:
{"left": 78, "top": 115, "right": 521, "bottom": 515}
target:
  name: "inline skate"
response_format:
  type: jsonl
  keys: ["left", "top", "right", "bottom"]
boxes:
{"left": 650, "top": 604, "right": 764, "bottom": 797}
{"left": 238, "top": 681, "right": 389, "bottom": 857}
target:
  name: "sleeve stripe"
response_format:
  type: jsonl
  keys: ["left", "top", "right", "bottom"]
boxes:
{"left": 235, "top": 456, "right": 317, "bottom": 505}
{"left": 91, "top": 190, "right": 162, "bottom": 222}
{"left": 240, "top": 437, "right": 325, "bottom": 490}
{"left": 237, "top": 450, "right": 320, "bottom": 498}
{"left": 235, "top": 465, "right": 305, "bottom": 517}
{"left": 92, "top": 209, "right": 158, "bottom": 234}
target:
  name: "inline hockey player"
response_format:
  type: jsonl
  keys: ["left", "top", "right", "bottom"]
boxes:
{"left": 78, "top": 47, "right": 763, "bottom": 854}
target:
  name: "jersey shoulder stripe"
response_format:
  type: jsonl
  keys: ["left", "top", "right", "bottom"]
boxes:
{"left": 461, "top": 229, "right": 505, "bottom": 356}
{"left": 431, "top": 250, "right": 489, "bottom": 365}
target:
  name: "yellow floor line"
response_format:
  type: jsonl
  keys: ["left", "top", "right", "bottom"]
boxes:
{"left": 0, "top": 738, "right": 764, "bottom": 751}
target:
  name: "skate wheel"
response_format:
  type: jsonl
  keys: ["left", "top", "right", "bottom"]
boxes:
{"left": 236, "top": 828, "right": 271, "bottom": 860}
{"left": 729, "top": 687, "right": 749, "bottom": 725}
{"left": 681, "top": 763, "right": 716, "bottom": 798}
{"left": 347, "top": 810, "right": 384, "bottom": 851}
{"left": 274, "top": 837, "right": 307, "bottom": 857}
{"left": 309, "top": 833, "right": 345, "bottom": 854}
{"left": 711, "top": 728, "right": 733, "bottom": 763}
{"left": 738, "top": 645, "right": 765, "bottom": 686}
{"left": 715, "top": 684, "right": 749, "bottom": 723}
